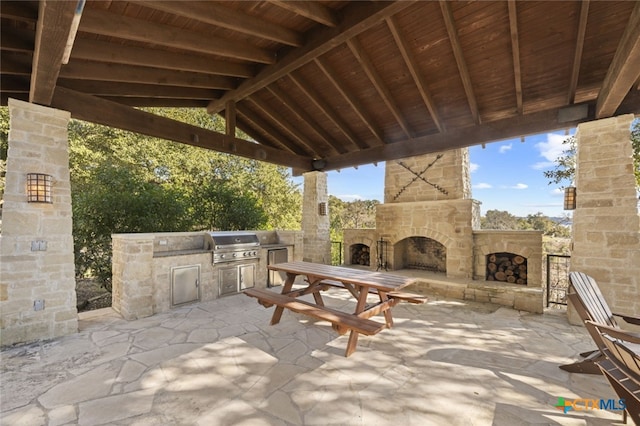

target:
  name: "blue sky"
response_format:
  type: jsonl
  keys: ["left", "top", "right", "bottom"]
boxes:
{"left": 297, "top": 130, "right": 575, "bottom": 218}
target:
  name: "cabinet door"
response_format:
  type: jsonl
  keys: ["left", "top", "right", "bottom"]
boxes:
{"left": 239, "top": 264, "right": 255, "bottom": 289}
{"left": 219, "top": 266, "right": 239, "bottom": 296}
{"left": 172, "top": 265, "right": 200, "bottom": 306}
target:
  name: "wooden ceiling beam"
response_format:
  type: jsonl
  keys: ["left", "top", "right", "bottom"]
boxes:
{"left": 59, "top": 61, "right": 236, "bottom": 90}
{"left": 100, "top": 98, "right": 208, "bottom": 108}
{"left": 270, "top": 1, "right": 338, "bottom": 27}
{"left": 236, "top": 103, "right": 307, "bottom": 155}
{"left": 315, "top": 57, "right": 384, "bottom": 146}
{"left": 439, "top": 1, "right": 480, "bottom": 124}
{"left": 507, "top": 1, "right": 523, "bottom": 114}
{"left": 207, "top": 1, "right": 414, "bottom": 114}
{"left": 386, "top": 15, "right": 444, "bottom": 133}
{"left": 267, "top": 85, "right": 344, "bottom": 156}
{"left": 596, "top": 1, "right": 640, "bottom": 118}
{"left": 347, "top": 37, "right": 412, "bottom": 138}
{"left": 568, "top": 1, "right": 589, "bottom": 104}
{"left": 79, "top": 7, "right": 275, "bottom": 64}
{"left": 50, "top": 86, "right": 312, "bottom": 169}
{"left": 288, "top": 72, "right": 364, "bottom": 151}
{"left": 322, "top": 105, "right": 599, "bottom": 172}
{"left": 235, "top": 117, "right": 280, "bottom": 150}
{"left": 1, "top": 52, "right": 32, "bottom": 75}
{"left": 71, "top": 39, "right": 255, "bottom": 78}
{"left": 30, "top": 0, "right": 78, "bottom": 105}
{"left": 248, "top": 95, "right": 318, "bottom": 157}
{"left": 138, "top": 1, "right": 302, "bottom": 47}
{"left": 57, "top": 79, "right": 218, "bottom": 99}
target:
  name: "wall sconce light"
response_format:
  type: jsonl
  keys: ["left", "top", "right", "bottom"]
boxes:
{"left": 27, "top": 173, "right": 52, "bottom": 203}
{"left": 318, "top": 202, "right": 327, "bottom": 216}
{"left": 563, "top": 186, "right": 576, "bottom": 210}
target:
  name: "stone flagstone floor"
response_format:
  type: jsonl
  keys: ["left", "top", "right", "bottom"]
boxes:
{"left": 0, "top": 288, "right": 627, "bottom": 425}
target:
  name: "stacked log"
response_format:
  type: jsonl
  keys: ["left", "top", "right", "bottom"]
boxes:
{"left": 486, "top": 253, "right": 527, "bottom": 284}
{"left": 351, "top": 245, "right": 370, "bottom": 266}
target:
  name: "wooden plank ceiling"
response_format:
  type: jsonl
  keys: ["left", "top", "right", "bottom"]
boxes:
{"left": 2, "top": 0, "right": 640, "bottom": 173}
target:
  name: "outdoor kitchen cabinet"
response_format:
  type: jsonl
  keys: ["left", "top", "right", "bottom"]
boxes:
{"left": 171, "top": 265, "right": 200, "bottom": 306}
{"left": 219, "top": 263, "right": 256, "bottom": 296}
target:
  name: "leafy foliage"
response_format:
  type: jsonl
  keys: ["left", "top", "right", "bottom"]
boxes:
{"left": 544, "top": 120, "right": 640, "bottom": 189}
{"left": 481, "top": 209, "right": 571, "bottom": 238}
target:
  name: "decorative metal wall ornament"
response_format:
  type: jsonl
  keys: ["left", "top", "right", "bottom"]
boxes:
{"left": 393, "top": 154, "right": 448, "bottom": 201}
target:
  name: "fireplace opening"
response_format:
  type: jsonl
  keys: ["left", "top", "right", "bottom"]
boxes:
{"left": 394, "top": 237, "right": 446, "bottom": 273}
{"left": 486, "top": 252, "right": 527, "bottom": 284}
{"left": 351, "top": 244, "right": 371, "bottom": 266}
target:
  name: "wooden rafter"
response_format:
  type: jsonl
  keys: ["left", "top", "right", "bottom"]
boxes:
{"left": 236, "top": 103, "right": 307, "bottom": 155}
{"left": 138, "top": 1, "right": 302, "bottom": 47}
{"left": 270, "top": 1, "right": 338, "bottom": 27}
{"left": 207, "top": 1, "right": 414, "bottom": 114}
{"left": 568, "top": 1, "right": 589, "bottom": 104}
{"left": 439, "top": 1, "right": 480, "bottom": 124}
{"left": 288, "top": 73, "right": 364, "bottom": 151}
{"left": 225, "top": 101, "right": 236, "bottom": 137}
{"left": 71, "top": 39, "right": 255, "bottom": 78}
{"left": 59, "top": 61, "right": 236, "bottom": 89}
{"left": 100, "top": 98, "right": 208, "bottom": 108}
{"left": 56, "top": 79, "right": 218, "bottom": 99}
{"left": 322, "top": 106, "right": 597, "bottom": 171}
{"left": 386, "top": 15, "right": 444, "bottom": 133}
{"left": 267, "top": 85, "right": 344, "bottom": 156}
{"left": 507, "top": 0, "right": 522, "bottom": 114}
{"left": 248, "top": 96, "right": 318, "bottom": 156}
{"left": 0, "top": 26, "right": 36, "bottom": 52}
{"left": 315, "top": 57, "right": 384, "bottom": 146}
{"left": 596, "top": 1, "right": 640, "bottom": 118}
{"left": 30, "top": 0, "right": 77, "bottom": 104}
{"left": 347, "top": 37, "right": 412, "bottom": 138}
{"left": 235, "top": 117, "right": 280, "bottom": 150}
{"left": 79, "top": 8, "right": 275, "bottom": 64}
{"left": 50, "top": 87, "right": 312, "bottom": 169}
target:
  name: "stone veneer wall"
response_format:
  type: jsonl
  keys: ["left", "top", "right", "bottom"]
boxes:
{"left": 570, "top": 114, "right": 640, "bottom": 322}
{"left": 385, "top": 148, "right": 471, "bottom": 203}
{"left": 376, "top": 199, "right": 480, "bottom": 278}
{"left": 1, "top": 99, "right": 78, "bottom": 347}
{"left": 302, "top": 171, "right": 330, "bottom": 263}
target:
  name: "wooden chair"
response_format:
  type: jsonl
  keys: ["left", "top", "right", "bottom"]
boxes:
{"left": 560, "top": 272, "right": 640, "bottom": 374}
{"left": 584, "top": 320, "right": 640, "bottom": 424}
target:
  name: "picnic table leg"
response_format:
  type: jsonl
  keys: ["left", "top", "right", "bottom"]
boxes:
{"left": 345, "top": 286, "right": 370, "bottom": 357}
{"left": 379, "top": 292, "right": 394, "bottom": 328}
{"left": 271, "top": 272, "right": 296, "bottom": 325}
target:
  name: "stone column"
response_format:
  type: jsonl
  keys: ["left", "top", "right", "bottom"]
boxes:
{"left": 569, "top": 114, "right": 640, "bottom": 323}
{"left": 301, "top": 171, "right": 331, "bottom": 264}
{"left": 1, "top": 99, "right": 77, "bottom": 346}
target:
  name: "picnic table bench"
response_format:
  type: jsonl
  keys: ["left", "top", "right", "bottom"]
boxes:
{"left": 244, "top": 261, "right": 426, "bottom": 356}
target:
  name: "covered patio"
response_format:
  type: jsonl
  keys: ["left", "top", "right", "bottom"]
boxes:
{"left": 1, "top": 289, "right": 624, "bottom": 425}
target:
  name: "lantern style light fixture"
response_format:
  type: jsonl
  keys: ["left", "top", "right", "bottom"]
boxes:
{"left": 563, "top": 186, "right": 576, "bottom": 210}
{"left": 27, "top": 173, "right": 53, "bottom": 203}
{"left": 318, "top": 202, "right": 327, "bottom": 216}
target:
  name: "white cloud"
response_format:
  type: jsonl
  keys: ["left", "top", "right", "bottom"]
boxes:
{"left": 512, "top": 183, "right": 528, "bottom": 189}
{"left": 470, "top": 162, "right": 479, "bottom": 173}
{"left": 531, "top": 161, "right": 554, "bottom": 170}
{"left": 499, "top": 143, "right": 512, "bottom": 154}
{"left": 535, "top": 133, "right": 571, "bottom": 162}
{"left": 551, "top": 188, "right": 564, "bottom": 197}
{"left": 334, "top": 194, "right": 363, "bottom": 202}
{"left": 473, "top": 183, "right": 492, "bottom": 189}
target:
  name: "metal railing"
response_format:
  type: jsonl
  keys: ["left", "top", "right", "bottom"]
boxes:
{"left": 546, "top": 254, "right": 571, "bottom": 307}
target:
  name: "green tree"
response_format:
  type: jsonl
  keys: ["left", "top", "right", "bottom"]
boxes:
{"left": 481, "top": 209, "right": 519, "bottom": 230}
{"left": 544, "top": 120, "right": 640, "bottom": 188}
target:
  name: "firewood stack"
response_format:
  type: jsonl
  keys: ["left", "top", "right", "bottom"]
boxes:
{"left": 351, "top": 245, "right": 370, "bottom": 266}
{"left": 486, "top": 253, "right": 527, "bottom": 284}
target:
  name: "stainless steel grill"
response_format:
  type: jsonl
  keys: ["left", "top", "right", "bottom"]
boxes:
{"left": 204, "top": 231, "right": 260, "bottom": 264}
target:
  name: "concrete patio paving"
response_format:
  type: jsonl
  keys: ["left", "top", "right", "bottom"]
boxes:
{"left": 0, "top": 287, "right": 628, "bottom": 425}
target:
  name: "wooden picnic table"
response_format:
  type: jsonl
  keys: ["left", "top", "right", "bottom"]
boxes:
{"left": 244, "top": 261, "right": 426, "bottom": 356}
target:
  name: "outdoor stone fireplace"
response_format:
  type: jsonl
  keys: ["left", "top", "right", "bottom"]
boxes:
{"left": 343, "top": 148, "right": 543, "bottom": 313}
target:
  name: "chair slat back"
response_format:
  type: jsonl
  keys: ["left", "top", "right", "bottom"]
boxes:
{"left": 569, "top": 272, "right": 618, "bottom": 328}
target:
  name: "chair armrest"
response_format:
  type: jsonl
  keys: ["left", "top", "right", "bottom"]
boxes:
{"left": 585, "top": 320, "right": 640, "bottom": 345}
{"left": 617, "top": 314, "right": 640, "bottom": 326}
